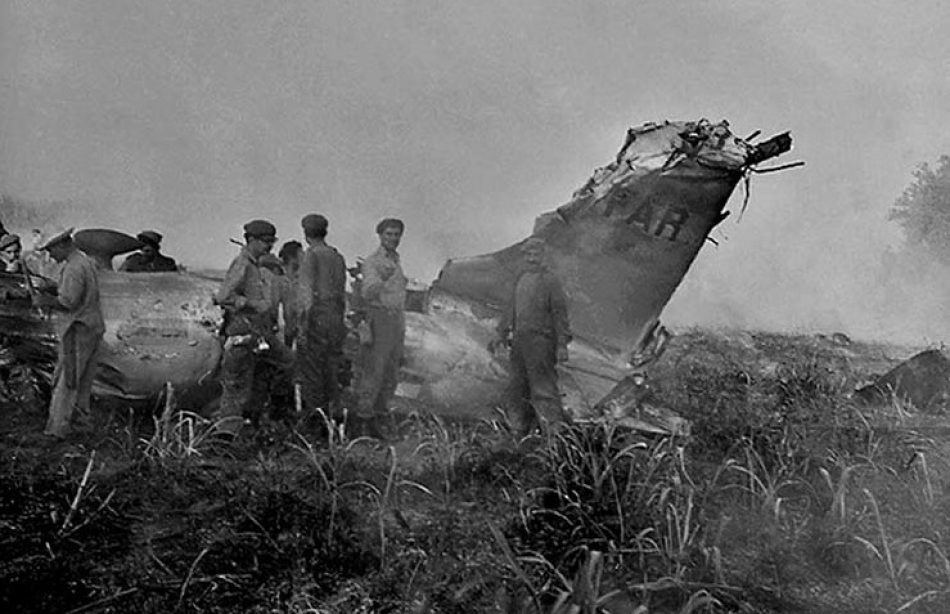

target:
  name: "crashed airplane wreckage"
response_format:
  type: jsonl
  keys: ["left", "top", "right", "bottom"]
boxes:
{"left": 0, "top": 119, "right": 793, "bottom": 434}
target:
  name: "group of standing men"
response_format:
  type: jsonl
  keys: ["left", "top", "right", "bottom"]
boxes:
{"left": 2, "top": 215, "right": 575, "bottom": 443}
{"left": 213, "top": 215, "right": 408, "bottom": 440}
{"left": 0, "top": 215, "right": 410, "bottom": 441}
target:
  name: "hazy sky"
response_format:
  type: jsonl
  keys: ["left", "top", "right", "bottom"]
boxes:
{"left": 2, "top": 1, "right": 949, "bottom": 340}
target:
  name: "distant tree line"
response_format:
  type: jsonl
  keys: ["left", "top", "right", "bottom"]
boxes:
{"left": 889, "top": 155, "right": 950, "bottom": 262}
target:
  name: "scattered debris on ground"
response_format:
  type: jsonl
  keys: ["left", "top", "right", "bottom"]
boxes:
{"left": 853, "top": 348, "right": 950, "bottom": 412}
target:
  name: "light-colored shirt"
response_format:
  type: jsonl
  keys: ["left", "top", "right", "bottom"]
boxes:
{"left": 361, "top": 246, "right": 406, "bottom": 311}
{"left": 56, "top": 249, "right": 105, "bottom": 337}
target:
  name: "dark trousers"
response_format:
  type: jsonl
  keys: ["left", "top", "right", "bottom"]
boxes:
{"left": 505, "top": 332, "right": 567, "bottom": 436}
{"left": 297, "top": 307, "right": 346, "bottom": 415}
{"left": 215, "top": 333, "right": 293, "bottom": 435}
{"left": 251, "top": 338, "right": 296, "bottom": 425}
{"left": 358, "top": 308, "right": 404, "bottom": 417}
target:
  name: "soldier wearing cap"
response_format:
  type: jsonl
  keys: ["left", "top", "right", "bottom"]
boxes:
{"left": 119, "top": 230, "right": 178, "bottom": 273}
{"left": 492, "top": 236, "right": 572, "bottom": 437}
{"left": 212, "top": 219, "right": 286, "bottom": 437}
{"left": 296, "top": 214, "right": 348, "bottom": 419}
{"left": 0, "top": 233, "right": 22, "bottom": 274}
{"left": 355, "top": 217, "right": 407, "bottom": 437}
{"left": 32, "top": 229, "right": 105, "bottom": 439}
{"left": 0, "top": 233, "right": 32, "bottom": 301}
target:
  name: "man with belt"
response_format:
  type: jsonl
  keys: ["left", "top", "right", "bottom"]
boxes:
{"left": 492, "top": 237, "right": 572, "bottom": 437}
{"left": 119, "top": 230, "right": 178, "bottom": 272}
{"left": 356, "top": 218, "right": 407, "bottom": 438}
{"left": 213, "top": 219, "right": 282, "bottom": 438}
{"left": 296, "top": 214, "right": 347, "bottom": 419}
{"left": 32, "top": 229, "right": 105, "bottom": 439}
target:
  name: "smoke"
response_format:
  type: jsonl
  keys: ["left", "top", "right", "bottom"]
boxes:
{"left": 665, "top": 168, "right": 950, "bottom": 345}
{"left": 2, "top": 2, "right": 950, "bottom": 344}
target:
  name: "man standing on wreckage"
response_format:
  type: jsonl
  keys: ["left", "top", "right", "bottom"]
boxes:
{"left": 492, "top": 237, "right": 573, "bottom": 438}
{"left": 422, "top": 121, "right": 796, "bottom": 435}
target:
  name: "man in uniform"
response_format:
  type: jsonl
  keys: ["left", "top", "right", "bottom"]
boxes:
{"left": 248, "top": 253, "right": 296, "bottom": 426}
{"left": 492, "top": 237, "right": 572, "bottom": 437}
{"left": 119, "top": 230, "right": 178, "bottom": 272}
{"left": 0, "top": 233, "right": 22, "bottom": 273}
{"left": 212, "top": 219, "right": 283, "bottom": 438}
{"left": 356, "top": 218, "right": 407, "bottom": 437}
{"left": 32, "top": 229, "right": 105, "bottom": 439}
{"left": 296, "top": 214, "right": 347, "bottom": 418}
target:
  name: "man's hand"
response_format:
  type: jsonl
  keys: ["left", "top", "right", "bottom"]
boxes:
{"left": 557, "top": 346, "right": 569, "bottom": 363}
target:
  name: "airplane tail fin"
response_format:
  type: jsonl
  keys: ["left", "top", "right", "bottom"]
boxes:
{"left": 433, "top": 119, "right": 794, "bottom": 365}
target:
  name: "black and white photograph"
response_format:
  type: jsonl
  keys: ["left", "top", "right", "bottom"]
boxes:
{"left": 2, "top": 1, "right": 950, "bottom": 612}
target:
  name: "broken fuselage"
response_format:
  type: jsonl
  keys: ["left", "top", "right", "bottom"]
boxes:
{"left": 0, "top": 119, "right": 792, "bottom": 432}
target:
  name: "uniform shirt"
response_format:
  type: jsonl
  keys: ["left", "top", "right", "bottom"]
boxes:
{"left": 499, "top": 268, "right": 572, "bottom": 348}
{"left": 361, "top": 246, "right": 406, "bottom": 311}
{"left": 56, "top": 249, "right": 105, "bottom": 337}
{"left": 282, "top": 268, "right": 300, "bottom": 341}
{"left": 260, "top": 268, "right": 297, "bottom": 333}
{"left": 119, "top": 252, "right": 178, "bottom": 272}
{"left": 298, "top": 242, "right": 347, "bottom": 317}
{"left": 215, "top": 247, "right": 269, "bottom": 336}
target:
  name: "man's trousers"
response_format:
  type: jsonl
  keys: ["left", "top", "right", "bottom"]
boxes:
{"left": 45, "top": 323, "right": 102, "bottom": 438}
{"left": 505, "top": 332, "right": 567, "bottom": 436}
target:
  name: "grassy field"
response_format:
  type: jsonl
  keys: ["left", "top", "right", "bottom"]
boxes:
{"left": 2, "top": 328, "right": 950, "bottom": 613}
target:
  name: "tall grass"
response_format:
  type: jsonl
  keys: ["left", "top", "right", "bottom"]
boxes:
{"left": 139, "top": 383, "right": 220, "bottom": 463}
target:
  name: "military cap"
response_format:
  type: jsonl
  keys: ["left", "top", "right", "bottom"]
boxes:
{"left": 301, "top": 214, "right": 329, "bottom": 233}
{"left": 375, "top": 217, "right": 405, "bottom": 234}
{"left": 39, "top": 228, "right": 75, "bottom": 251}
{"left": 136, "top": 230, "right": 163, "bottom": 248}
{"left": 243, "top": 219, "right": 277, "bottom": 239}
{"left": 0, "top": 233, "right": 21, "bottom": 251}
